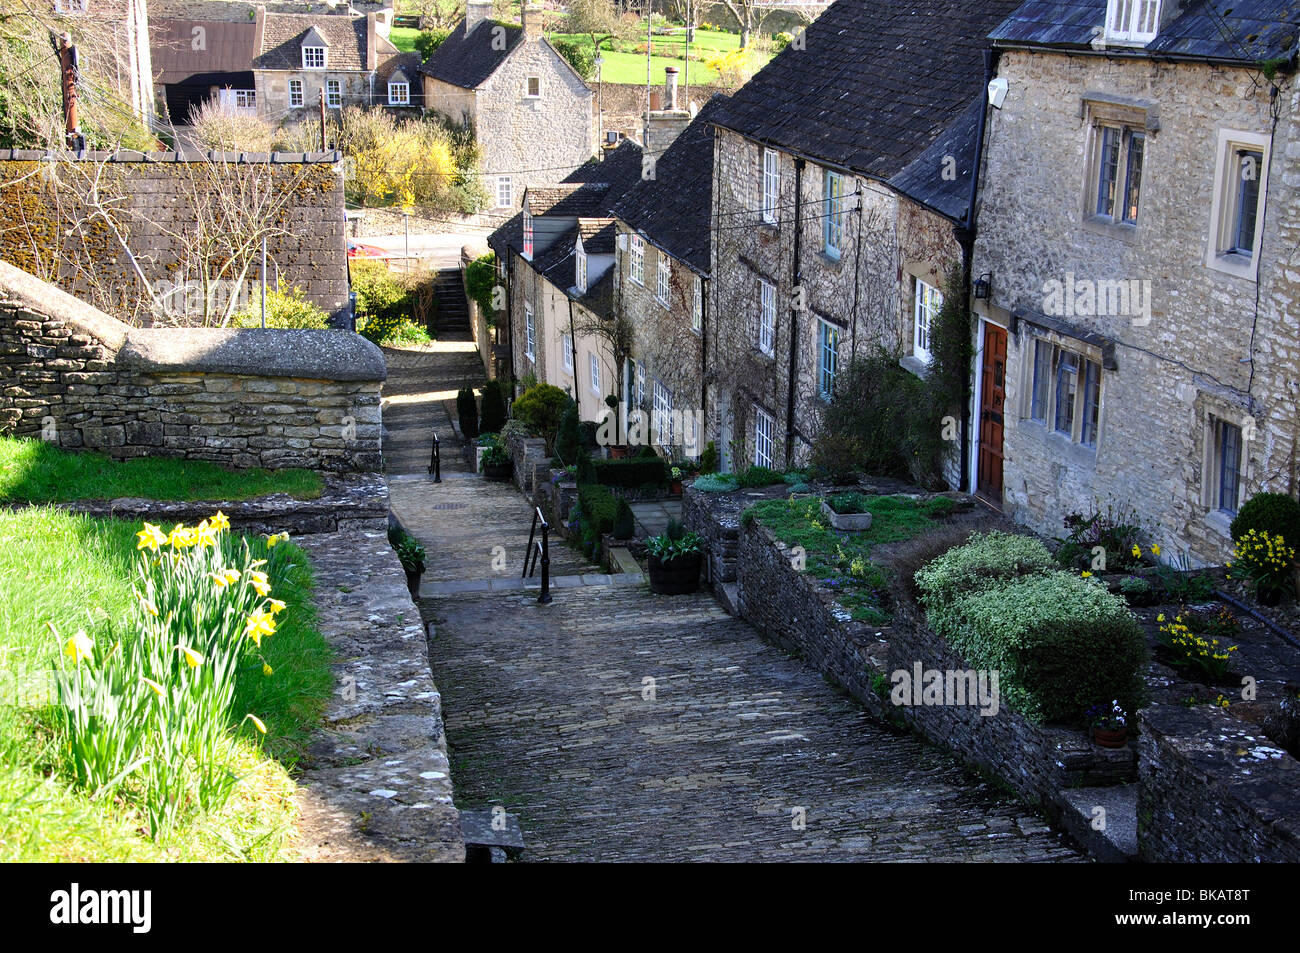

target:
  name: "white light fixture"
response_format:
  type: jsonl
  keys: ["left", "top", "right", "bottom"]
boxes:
{"left": 988, "top": 77, "right": 1008, "bottom": 109}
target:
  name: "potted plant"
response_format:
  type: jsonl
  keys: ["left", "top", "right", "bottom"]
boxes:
{"left": 646, "top": 519, "right": 703, "bottom": 595}
{"left": 606, "top": 394, "right": 629, "bottom": 459}
{"left": 482, "top": 443, "right": 513, "bottom": 481}
{"left": 395, "top": 534, "right": 426, "bottom": 596}
{"left": 1087, "top": 700, "right": 1128, "bottom": 748}
{"left": 820, "top": 492, "right": 874, "bottom": 532}
{"left": 669, "top": 466, "right": 684, "bottom": 497}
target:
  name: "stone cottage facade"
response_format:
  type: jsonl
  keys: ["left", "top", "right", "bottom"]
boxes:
{"left": 973, "top": 0, "right": 1300, "bottom": 563}
{"left": 252, "top": 6, "right": 420, "bottom": 122}
{"left": 706, "top": 0, "right": 1021, "bottom": 475}
{"left": 420, "top": 2, "right": 594, "bottom": 220}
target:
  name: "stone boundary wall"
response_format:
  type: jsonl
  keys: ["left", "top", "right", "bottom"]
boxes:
{"left": 721, "top": 501, "right": 1135, "bottom": 809}
{"left": 0, "top": 260, "right": 385, "bottom": 472}
{"left": 0, "top": 149, "right": 349, "bottom": 324}
{"left": 1138, "top": 705, "right": 1300, "bottom": 862}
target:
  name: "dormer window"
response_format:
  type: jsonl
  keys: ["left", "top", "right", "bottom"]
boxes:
{"left": 575, "top": 245, "right": 587, "bottom": 293}
{"left": 387, "top": 79, "right": 410, "bottom": 106}
{"left": 303, "top": 46, "right": 327, "bottom": 69}
{"left": 522, "top": 211, "right": 534, "bottom": 259}
{"left": 1105, "top": 0, "right": 1161, "bottom": 46}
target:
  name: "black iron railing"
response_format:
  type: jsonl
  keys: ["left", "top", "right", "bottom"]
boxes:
{"left": 428, "top": 430, "right": 441, "bottom": 483}
{"left": 523, "top": 506, "right": 552, "bottom": 604}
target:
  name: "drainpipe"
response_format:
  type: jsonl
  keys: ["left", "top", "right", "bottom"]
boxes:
{"left": 699, "top": 273, "right": 707, "bottom": 459}
{"left": 504, "top": 248, "right": 516, "bottom": 394}
{"left": 955, "top": 47, "right": 999, "bottom": 493}
{"left": 785, "top": 157, "right": 804, "bottom": 470}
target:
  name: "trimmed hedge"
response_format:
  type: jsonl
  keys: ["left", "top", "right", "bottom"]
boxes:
{"left": 925, "top": 571, "right": 1146, "bottom": 724}
{"left": 592, "top": 457, "right": 669, "bottom": 489}
{"left": 913, "top": 531, "right": 1054, "bottom": 607}
{"left": 578, "top": 483, "right": 618, "bottom": 535}
{"left": 1230, "top": 491, "right": 1300, "bottom": 547}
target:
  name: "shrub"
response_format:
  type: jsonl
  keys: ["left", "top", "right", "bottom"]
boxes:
{"left": 699, "top": 441, "right": 719, "bottom": 474}
{"left": 886, "top": 525, "right": 976, "bottom": 601}
{"left": 231, "top": 281, "right": 330, "bottom": 329}
{"left": 914, "top": 531, "right": 1055, "bottom": 607}
{"left": 414, "top": 28, "right": 451, "bottom": 61}
{"left": 552, "top": 38, "right": 596, "bottom": 79}
{"left": 613, "top": 497, "right": 635, "bottom": 540}
{"left": 512, "top": 383, "right": 573, "bottom": 449}
{"left": 575, "top": 450, "right": 597, "bottom": 486}
{"left": 352, "top": 260, "right": 413, "bottom": 344}
{"left": 1058, "top": 505, "right": 1145, "bottom": 572}
{"left": 464, "top": 253, "right": 499, "bottom": 325}
{"left": 188, "top": 97, "right": 274, "bottom": 152}
{"left": 456, "top": 388, "right": 479, "bottom": 440}
{"left": 1230, "top": 491, "right": 1300, "bottom": 548}
{"left": 554, "top": 404, "right": 581, "bottom": 466}
{"left": 592, "top": 456, "right": 669, "bottom": 489}
{"left": 930, "top": 571, "right": 1146, "bottom": 724}
{"left": 479, "top": 379, "right": 508, "bottom": 434}
{"left": 826, "top": 492, "right": 870, "bottom": 515}
{"left": 1226, "top": 528, "right": 1296, "bottom": 602}
{"left": 1116, "top": 575, "right": 1160, "bottom": 607}
{"left": 737, "top": 465, "right": 782, "bottom": 488}
{"left": 578, "top": 483, "right": 618, "bottom": 535}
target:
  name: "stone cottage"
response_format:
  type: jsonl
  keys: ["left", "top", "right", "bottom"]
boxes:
{"left": 972, "top": 0, "right": 1300, "bottom": 563}
{"left": 489, "top": 140, "right": 643, "bottom": 416}
{"left": 706, "top": 0, "right": 1022, "bottom": 475}
{"left": 419, "top": 2, "right": 595, "bottom": 219}
{"left": 251, "top": 6, "right": 421, "bottom": 122}
{"left": 606, "top": 95, "right": 729, "bottom": 460}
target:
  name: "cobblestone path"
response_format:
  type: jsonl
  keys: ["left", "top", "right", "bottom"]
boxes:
{"left": 381, "top": 339, "right": 483, "bottom": 476}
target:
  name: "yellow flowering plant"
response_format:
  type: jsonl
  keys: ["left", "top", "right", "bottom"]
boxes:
{"left": 1157, "top": 611, "right": 1239, "bottom": 682}
{"left": 1226, "top": 528, "right": 1296, "bottom": 604}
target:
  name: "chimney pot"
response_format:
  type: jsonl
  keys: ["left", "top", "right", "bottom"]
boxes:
{"left": 664, "top": 66, "right": 679, "bottom": 111}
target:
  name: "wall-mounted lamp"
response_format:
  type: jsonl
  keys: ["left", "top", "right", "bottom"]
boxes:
{"left": 974, "top": 273, "right": 993, "bottom": 300}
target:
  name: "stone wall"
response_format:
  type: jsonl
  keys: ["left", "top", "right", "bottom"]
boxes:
{"left": 972, "top": 54, "right": 1300, "bottom": 563}
{"left": 0, "top": 260, "right": 384, "bottom": 472}
{"left": 1138, "top": 704, "right": 1300, "bottom": 863}
{"left": 0, "top": 150, "right": 349, "bottom": 325}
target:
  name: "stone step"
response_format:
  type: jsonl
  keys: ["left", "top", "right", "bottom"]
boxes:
{"left": 608, "top": 546, "right": 643, "bottom": 576}
{"left": 459, "top": 808, "right": 525, "bottom": 863}
{"left": 718, "top": 580, "right": 743, "bottom": 616}
{"left": 1055, "top": 784, "right": 1138, "bottom": 863}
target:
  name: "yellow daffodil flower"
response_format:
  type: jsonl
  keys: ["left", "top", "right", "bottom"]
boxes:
{"left": 140, "top": 596, "right": 160, "bottom": 618}
{"left": 244, "top": 609, "right": 277, "bottom": 646}
{"left": 1131, "top": 544, "right": 1141, "bottom": 558}
{"left": 268, "top": 598, "right": 287, "bottom": 616}
{"left": 262, "top": 663, "right": 274, "bottom": 676}
{"left": 249, "top": 570, "right": 272, "bottom": 598}
{"left": 246, "top": 714, "right": 267, "bottom": 734}
{"left": 192, "top": 520, "right": 218, "bottom": 549}
{"left": 1080, "top": 570, "right": 1092, "bottom": 578}
{"left": 64, "top": 629, "right": 94, "bottom": 664}
{"left": 167, "top": 524, "right": 195, "bottom": 549}
{"left": 142, "top": 677, "right": 165, "bottom": 697}
{"left": 1150, "top": 544, "right": 1161, "bottom": 557}
{"left": 211, "top": 571, "right": 231, "bottom": 589}
{"left": 210, "top": 511, "right": 231, "bottom": 532}
{"left": 177, "top": 645, "right": 204, "bottom": 668}
{"left": 136, "top": 522, "right": 167, "bottom": 551}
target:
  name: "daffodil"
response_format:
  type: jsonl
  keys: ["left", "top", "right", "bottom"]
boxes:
{"left": 244, "top": 609, "right": 277, "bottom": 646}
{"left": 1131, "top": 545, "right": 1141, "bottom": 558}
{"left": 210, "top": 511, "right": 231, "bottom": 532}
{"left": 136, "top": 522, "right": 167, "bottom": 551}
{"left": 192, "top": 520, "right": 218, "bottom": 549}
{"left": 245, "top": 714, "right": 267, "bottom": 734}
{"left": 210, "top": 571, "right": 231, "bottom": 589}
{"left": 268, "top": 598, "right": 287, "bottom": 616}
{"left": 1150, "top": 544, "right": 1161, "bottom": 557}
{"left": 167, "top": 524, "right": 195, "bottom": 549}
{"left": 262, "top": 663, "right": 274, "bottom": 677}
{"left": 140, "top": 596, "right": 159, "bottom": 618}
{"left": 177, "top": 645, "right": 204, "bottom": 668}
{"left": 249, "top": 570, "right": 272, "bottom": 598}
{"left": 64, "top": 629, "right": 94, "bottom": 664}
{"left": 1081, "top": 570, "right": 1092, "bottom": 578}
{"left": 265, "top": 531, "right": 291, "bottom": 549}
{"left": 142, "top": 677, "right": 165, "bottom": 697}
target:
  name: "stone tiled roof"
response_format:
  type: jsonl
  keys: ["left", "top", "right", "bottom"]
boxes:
{"left": 991, "top": 0, "right": 1300, "bottom": 63}
{"left": 711, "top": 0, "right": 1022, "bottom": 182}
{"left": 525, "top": 183, "right": 611, "bottom": 216}
{"left": 255, "top": 12, "right": 368, "bottom": 71}
{"left": 418, "top": 19, "right": 524, "bottom": 89}
{"left": 578, "top": 218, "right": 617, "bottom": 255}
{"left": 610, "top": 95, "right": 726, "bottom": 276}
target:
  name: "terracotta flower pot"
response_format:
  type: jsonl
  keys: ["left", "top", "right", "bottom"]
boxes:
{"left": 1093, "top": 727, "right": 1128, "bottom": 748}
{"left": 610, "top": 445, "right": 629, "bottom": 459}
{"left": 670, "top": 479, "right": 683, "bottom": 496}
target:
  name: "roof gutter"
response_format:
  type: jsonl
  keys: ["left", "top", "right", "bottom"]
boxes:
{"left": 991, "top": 39, "right": 1298, "bottom": 72}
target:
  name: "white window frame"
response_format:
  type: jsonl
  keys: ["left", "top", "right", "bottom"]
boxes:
{"left": 758, "top": 279, "right": 776, "bottom": 356}
{"left": 629, "top": 235, "right": 645, "bottom": 286}
{"left": 303, "top": 46, "right": 327, "bottom": 70}
{"left": 1206, "top": 129, "right": 1269, "bottom": 281}
{"left": 562, "top": 333, "right": 574, "bottom": 373}
{"left": 525, "top": 305, "right": 536, "bottom": 362}
{"left": 1105, "top": 0, "right": 1161, "bottom": 46}
{"left": 288, "top": 79, "right": 304, "bottom": 108}
{"left": 656, "top": 255, "right": 671, "bottom": 306}
{"left": 653, "top": 379, "right": 674, "bottom": 446}
{"left": 589, "top": 353, "right": 601, "bottom": 396}
{"left": 761, "top": 148, "right": 779, "bottom": 224}
{"left": 824, "top": 170, "right": 845, "bottom": 258}
{"left": 522, "top": 211, "right": 534, "bottom": 258}
{"left": 817, "top": 319, "right": 839, "bottom": 400}
{"left": 326, "top": 79, "right": 341, "bottom": 108}
{"left": 691, "top": 275, "right": 702, "bottom": 333}
{"left": 575, "top": 247, "right": 587, "bottom": 293}
{"left": 525, "top": 75, "right": 541, "bottom": 98}
{"left": 233, "top": 89, "right": 256, "bottom": 110}
{"left": 387, "top": 81, "right": 410, "bottom": 106}
{"left": 913, "top": 279, "right": 942, "bottom": 364}
{"left": 754, "top": 407, "right": 775, "bottom": 469}
{"left": 636, "top": 361, "right": 646, "bottom": 409}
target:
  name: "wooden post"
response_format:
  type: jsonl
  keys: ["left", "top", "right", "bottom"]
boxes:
{"left": 58, "top": 33, "right": 83, "bottom": 151}
{"left": 319, "top": 87, "right": 327, "bottom": 151}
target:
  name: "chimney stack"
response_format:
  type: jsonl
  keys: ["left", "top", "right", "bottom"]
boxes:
{"left": 465, "top": 0, "right": 492, "bottom": 35}
{"left": 664, "top": 66, "right": 678, "bottom": 111}
{"left": 522, "top": 3, "right": 543, "bottom": 38}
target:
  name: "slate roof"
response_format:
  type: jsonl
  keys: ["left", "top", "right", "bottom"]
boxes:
{"left": 611, "top": 95, "right": 726, "bottom": 275}
{"left": 151, "top": 18, "right": 258, "bottom": 82}
{"left": 255, "top": 12, "right": 368, "bottom": 72}
{"left": 710, "top": 0, "right": 1022, "bottom": 183}
{"left": 886, "top": 92, "right": 985, "bottom": 223}
{"left": 418, "top": 19, "right": 524, "bottom": 89}
{"left": 991, "top": 0, "right": 1300, "bottom": 63}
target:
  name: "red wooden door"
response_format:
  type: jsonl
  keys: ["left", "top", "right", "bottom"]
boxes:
{"left": 977, "top": 324, "right": 1007, "bottom": 503}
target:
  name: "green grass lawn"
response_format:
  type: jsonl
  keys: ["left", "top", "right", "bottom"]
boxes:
{"left": 549, "top": 28, "right": 772, "bottom": 85}
{"left": 390, "top": 25, "right": 422, "bottom": 53}
{"left": 0, "top": 506, "right": 332, "bottom": 861}
{"left": 0, "top": 436, "right": 323, "bottom": 504}
{"left": 745, "top": 494, "right": 957, "bottom": 623}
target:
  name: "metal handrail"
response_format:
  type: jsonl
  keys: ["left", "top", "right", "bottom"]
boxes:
{"left": 428, "top": 430, "right": 441, "bottom": 483}
{"left": 523, "top": 506, "right": 552, "bottom": 604}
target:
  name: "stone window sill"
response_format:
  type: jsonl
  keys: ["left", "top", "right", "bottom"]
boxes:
{"left": 1205, "top": 508, "right": 1234, "bottom": 540}
{"left": 1205, "top": 250, "right": 1258, "bottom": 283}
{"left": 818, "top": 250, "right": 844, "bottom": 271}
{"left": 1016, "top": 418, "right": 1099, "bottom": 467}
{"left": 900, "top": 354, "right": 931, "bottom": 380}
{"left": 1082, "top": 215, "right": 1139, "bottom": 245}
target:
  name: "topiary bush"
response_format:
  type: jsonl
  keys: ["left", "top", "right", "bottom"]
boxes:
{"left": 699, "top": 441, "right": 719, "bottom": 474}
{"left": 456, "top": 387, "right": 479, "bottom": 440}
{"left": 512, "top": 383, "right": 573, "bottom": 450}
{"left": 1230, "top": 491, "right": 1300, "bottom": 548}
{"left": 575, "top": 450, "right": 597, "bottom": 486}
{"left": 913, "top": 531, "right": 1055, "bottom": 607}
{"left": 479, "top": 379, "right": 508, "bottom": 434}
{"left": 554, "top": 404, "right": 581, "bottom": 466}
{"left": 613, "top": 497, "right": 635, "bottom": 540}
{"left": 927, "top": 571, "right": 1146, "bottom": 724}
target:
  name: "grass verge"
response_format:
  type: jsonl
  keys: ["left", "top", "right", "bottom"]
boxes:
{"left": 0, "top": 436, "right": 323, "bottom": 503}
{"left": 0, "top": 506, "right": 331, "bottom": 860}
